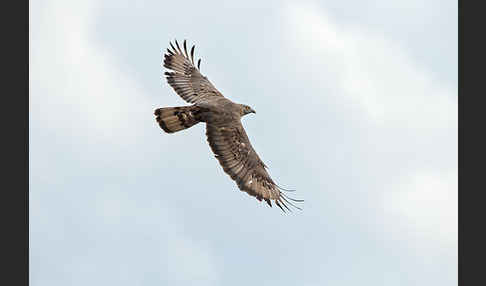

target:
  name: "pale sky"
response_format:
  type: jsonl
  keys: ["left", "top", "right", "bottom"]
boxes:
{"left": 30, "top": 0, "right": 457, "bottom": 285}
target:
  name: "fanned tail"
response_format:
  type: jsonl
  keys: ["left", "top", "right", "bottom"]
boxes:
{"left": 154, "top": 106, "right": 201, "bottom": 133}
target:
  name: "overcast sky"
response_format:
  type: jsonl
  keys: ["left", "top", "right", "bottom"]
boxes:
{"left": 30, "top": 0, "right": 457, "bottom": 285}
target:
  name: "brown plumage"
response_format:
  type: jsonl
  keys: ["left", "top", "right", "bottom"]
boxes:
{"left": 155, "top": 106, "right": 202, "bottom": 133}
{"left": 155, "top": 39, "right": 302, "bottom": 212}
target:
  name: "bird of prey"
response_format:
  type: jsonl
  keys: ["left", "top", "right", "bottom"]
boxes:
{"left": 154, "top": 39, "right": 302, "bottom": 212}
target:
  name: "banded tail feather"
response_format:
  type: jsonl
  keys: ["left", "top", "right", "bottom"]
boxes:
{"left": 154, "top": 106, "right": 201, "bottom": 133}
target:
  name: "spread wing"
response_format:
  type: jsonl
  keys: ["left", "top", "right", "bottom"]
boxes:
{"left": 206, "top": 121, "right": 302, "bottom": 212}
{"left": 163, "top": 39, "right": 224, "bottom": 104}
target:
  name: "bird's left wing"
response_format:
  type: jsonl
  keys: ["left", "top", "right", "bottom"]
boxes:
{"left": 206, "top": 121, "right": 302, "bottom": 212}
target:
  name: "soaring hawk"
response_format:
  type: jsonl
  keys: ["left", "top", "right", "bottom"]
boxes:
{"left": 154, "top": 39, "right": 302, "bottom": 212}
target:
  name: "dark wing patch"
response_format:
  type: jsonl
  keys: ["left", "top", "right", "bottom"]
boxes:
{"left": 206, "top": 122, "right": 302, "bottom": 212}
{"left": 163, "top": 39, "right": 224, "bottom": 104}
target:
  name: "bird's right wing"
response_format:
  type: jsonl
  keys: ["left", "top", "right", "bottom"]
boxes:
{"left": 163, "top": 40, "right": 224, "bottom": 104}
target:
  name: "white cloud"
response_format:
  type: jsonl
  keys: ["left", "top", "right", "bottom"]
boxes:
{"left": 30, "top": 0, "right": 457, "bottom": 284}
{"left": 283, "top": 1, "right": 457, "bottom": 246}
{"left": 30, "top": 1, "right": 220, "bottom": 284}
{"left": 167, "top": 234, "right": 220, "bottom": 285}
{"left": 94, "top": 188, "right": 221, "bottom": 285}
{"left": 383, "top": 169, "right": 457, "bottom": 244}
{"left": 283, "top": 1, "right": 457, "bottom": 130}
{"left": 30, "top": 0, "right": 153, "bottom": 145}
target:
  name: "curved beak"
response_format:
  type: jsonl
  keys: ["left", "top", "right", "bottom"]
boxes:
{"left": 250, "top": 108, "right": 256, "bottom": 114}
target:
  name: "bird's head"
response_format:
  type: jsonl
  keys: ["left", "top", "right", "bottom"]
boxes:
{"left": 240, "top": 104, "right": 256, "bottom": 116}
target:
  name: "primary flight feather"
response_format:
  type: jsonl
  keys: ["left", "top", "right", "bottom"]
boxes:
{"left": 154, "top": 39, "right": 302, "bottom": 212}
